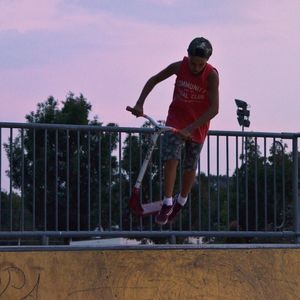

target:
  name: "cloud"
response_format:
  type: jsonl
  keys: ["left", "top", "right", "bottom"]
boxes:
{"left": 63, "top": 0, "right": 256, "bottom": 26}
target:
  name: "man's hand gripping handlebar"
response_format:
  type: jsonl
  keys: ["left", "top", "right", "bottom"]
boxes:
{"left": 126, "top": 106, "right": 177, "bottom": 134}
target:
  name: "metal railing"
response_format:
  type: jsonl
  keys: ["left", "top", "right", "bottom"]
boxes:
{"left": 0, "top": 122, "right": 299, "bottom": 243}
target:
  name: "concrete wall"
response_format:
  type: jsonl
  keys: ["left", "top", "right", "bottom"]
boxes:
{"left": 0, "top": 247, "right": 299, "bottom": 299}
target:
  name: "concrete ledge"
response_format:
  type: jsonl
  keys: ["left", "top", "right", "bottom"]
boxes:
{"left": 1, "top": 246, "right": 300, "bottom": 299}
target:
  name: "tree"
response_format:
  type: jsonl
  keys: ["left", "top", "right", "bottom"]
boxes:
{"left": 0, "top": 191, "right": 29, "bottom": 231}
{"left": 4, "top": 93, "right": 119, "bottom": 231}
{"left": 229, "top": 137, "right": 293, "bottom": 232}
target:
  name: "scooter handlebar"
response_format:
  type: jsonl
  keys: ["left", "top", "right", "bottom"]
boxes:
{"left": 126, "top": 106, "right": 176, "bottom": 132}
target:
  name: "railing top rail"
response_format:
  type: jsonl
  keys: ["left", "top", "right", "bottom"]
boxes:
{"left": 0, "top": 122, "right": 299, "bottom": 138}
{"left": 0, "top": 122, "right": 153, "bottom": 133}
{"left": 209, "top": 130, "right": 300, "bottom": 139}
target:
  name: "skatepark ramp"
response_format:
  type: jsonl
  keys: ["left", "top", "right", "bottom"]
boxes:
{"left": 0, "top": 244, "right": 300, "bottom": 300}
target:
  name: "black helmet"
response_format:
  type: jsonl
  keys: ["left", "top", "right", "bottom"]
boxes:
{"left": 187, "top": 37, "right": 213, "bottom": 59}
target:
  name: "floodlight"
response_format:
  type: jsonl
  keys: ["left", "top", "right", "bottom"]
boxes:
{"left": 235, "top": 99, "right": 250, "bottom": 128}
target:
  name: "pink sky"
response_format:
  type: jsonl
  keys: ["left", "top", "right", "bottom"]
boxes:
{"left": 0, "top": 0, "right": 300, "bottom": 133}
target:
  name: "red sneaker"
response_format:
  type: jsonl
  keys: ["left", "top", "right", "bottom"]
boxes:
{"left": 168, "top": 198, "right": 184, "bottom": 224}
{"left": 155, "top": 204, "right": 173, "bottom": 225}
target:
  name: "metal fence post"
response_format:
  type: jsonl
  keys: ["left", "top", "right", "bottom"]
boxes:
{"left": 41, "top": 235, "right": 49, "bottom": 245}
{"left": 292, "top": 136, "right": 300, "bottom": 243}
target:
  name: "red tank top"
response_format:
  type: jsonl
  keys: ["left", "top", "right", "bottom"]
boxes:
{"left": 166, "top": 56, "right": 216, "bottom": 144}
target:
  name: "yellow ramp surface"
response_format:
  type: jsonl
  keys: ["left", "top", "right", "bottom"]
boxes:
{"left": 0, "top": 247, "right": 300, "bottom": 300}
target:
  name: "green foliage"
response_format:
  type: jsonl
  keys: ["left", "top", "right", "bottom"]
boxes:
{"left": 4, "top": 93, "right": 119, "bottom": 231}
{"left": 228, "top": 138, "right": 293, "bottom": 232}
{"left": 0, "top": 191, "right": 32, "bottom": 230}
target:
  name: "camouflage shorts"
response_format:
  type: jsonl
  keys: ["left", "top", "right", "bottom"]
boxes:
{"left": 162, "top": 131, "right": 203, "bottom": 170}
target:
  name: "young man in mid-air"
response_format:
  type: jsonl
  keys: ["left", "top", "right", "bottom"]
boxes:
{"left": 130, "top": 37, "right": 219, "bottom": 225}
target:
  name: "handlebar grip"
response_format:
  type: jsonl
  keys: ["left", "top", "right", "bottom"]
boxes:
{"left": 126, "top": 106, "right": 135, "bottom": 112}
{"left": 126, "top": 106, "right": 144, "bottom": 117}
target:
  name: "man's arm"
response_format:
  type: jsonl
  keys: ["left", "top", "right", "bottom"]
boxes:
{"left": 131, "top": 61, "right": 181, "bottom": 116}
{"left": 181, "top": 69, "right": 219, "bottom": 138}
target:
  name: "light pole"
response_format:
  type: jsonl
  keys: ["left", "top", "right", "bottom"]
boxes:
{"left": 235, "top": 99, "right": 250, "bottom": 163}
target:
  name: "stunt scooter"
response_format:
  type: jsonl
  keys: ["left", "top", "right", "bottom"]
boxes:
{"left": 126, "top": 106, "right": 177, "bottom": 216}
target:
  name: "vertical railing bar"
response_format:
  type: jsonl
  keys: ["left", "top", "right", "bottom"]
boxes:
{"left": 236, "top": 136, "right": 239, "bottom": 231}
{"left": 187, "top": 137, "right": 191, "bottom": 231}
{"left": 179, "top": 157, "right": 183, "bottom": 231}
{"left": 149, "top": 146, "right": 153, "bottom": 231}
{"left": 98, "top": 132, "right": 102, "bottom": 230}
{"left": 188, "top": 191, "right": 192, "bottom": 231}
{"left": 264, "top": 137, "right": 268, "bottom": 230}
{"left": 217, "top": 135, "right": 220, "bottom": 230}
{"left": 226, "top": 136, "right": 230, "bottom": 229}
{"left": 66, "top": 129, "right": 70, "bottom": 231}
{"left": 109, "top": 133, "right": 112, "bottom": 231}
{"left": 139, "top": 132, "right": 143, "bottom": 231}
{"left": 44, "top": 129, "right": 48, "bottom": 231}
{"left": 281, "top": 140, "right": 286, "bottom": 227}
{"left": 169, "top": 147, "right": 173, "bottom": 233}
{"left": 77, "top": 131, "right": 80, "bottom": 231}
{"left": 273, "top": 138, "right": 277, "bottom": 227}
{"left": 245, "top": 136, "right": 249, "bottom": 231}
{"left": 0, "top": 128, "right": 2, "bottom": 230}
{"left": 255, "top": 137, "right": 258, "bottom": 231}
{"left": 207, "top": 136, "right": 211, "bottom": 231}
{"left": 159, "top": 134, "right": 163, "bottom": 209}
{"left": 158, "top": 133, "right": 163, "bottom": 232}
{"left": 88, "top": 130, "right": 91, "bottom": 231}
{"left": 198, "top": 157, "right": 201, "bottom": 231}
{"left": 9, "top": 128, "right": 13, "bottom": 231}
{"left": 119, "top": 132, "right": 123, "bottom": 230}
{"left": 292, "top": 136, "right": 299, "bottom": 243}
{"left": 21, "top": 129, "right": 25, "bottom": 231}
{"left": 55, "top": 129, "right": 58, "bottom": 231}
{"left": 33, "top": 129, "right": 36, "bottom": 230}
{"left": 129, "top": 133, "right": 132, "bottom": 231}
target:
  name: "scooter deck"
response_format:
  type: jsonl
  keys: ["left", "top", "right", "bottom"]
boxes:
{"left": 139, "top": 200, "right": 163, "bottom": 216}
{"left": 130, "top": 199, "right": 163, "bottom": 216}
{"left": 129, "top": 188, "right": 163, "bottom": 216}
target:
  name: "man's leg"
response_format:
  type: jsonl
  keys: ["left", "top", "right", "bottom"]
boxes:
{"left": 155, "top": 159, "right": 179, "bottom": 225}
{"left": 168, "top": 141, "right": 202, "bottom": 223}
{"left": 155, "top": 132, "right": 183, "bottom": 225}
{"left": 180, "top": 168, "right": 196, "bottom": 198}
{"left": 180, "top": 141, "right": 202, "bottom": 198}
{"left": 164, "top": 159, "right": 179, "bottom": 198}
